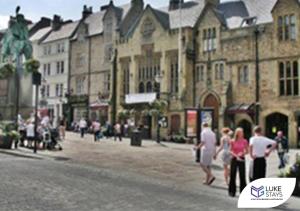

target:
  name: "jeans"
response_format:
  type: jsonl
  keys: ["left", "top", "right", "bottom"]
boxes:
{"left": 94, "top": 131, "right": 100, "bottom": 141}
{"left": 278, "top": 152, "right": 285, "bottom": 168}
{"left": 253, "top": 157, "right": 266, "bottom": 180}
{"left": 80, "top": 128, "right": 85, "bottom": 138}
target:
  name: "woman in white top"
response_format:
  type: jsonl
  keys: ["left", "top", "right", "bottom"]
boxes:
{"left": 214, "top": 128, "right": 232, "bottom": 185}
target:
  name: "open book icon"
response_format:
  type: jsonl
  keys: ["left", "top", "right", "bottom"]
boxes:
{"left": 251, "top": 186, "right": 264, "bottom": 198}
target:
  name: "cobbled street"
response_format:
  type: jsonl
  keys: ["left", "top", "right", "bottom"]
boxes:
{"left": 0, "top": 132, "right": 299, "bottom": 211}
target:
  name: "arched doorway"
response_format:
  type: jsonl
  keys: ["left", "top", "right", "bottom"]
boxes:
{"left": 203, "top": 94, "right": 219, "bottom": 129}
{"left": 265, "top": 113, "right": 288, "bottom": 139}
{"left": 238, "top": 120, "right": 252, "bottom": 141}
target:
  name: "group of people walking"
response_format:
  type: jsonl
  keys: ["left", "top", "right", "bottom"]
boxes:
{"left": 75, "top": 117, "right": 124, "bottom": 142}
{"left": 197, "top": 123, "right": 286, "bottom": 197}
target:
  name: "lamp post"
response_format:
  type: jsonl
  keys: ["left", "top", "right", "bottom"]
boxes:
{"left": 32, "top": 71, "right": 41, "bottom": 153}
{"left": 155, "top": 73, "right": 163, "bottom": 144}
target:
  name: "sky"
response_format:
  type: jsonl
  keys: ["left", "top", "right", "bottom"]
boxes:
{"left": 0, "top": 0, "right": 165, "bottom": 29}
{"left": 0, "top": 0, "right": 231, "bottom": 29}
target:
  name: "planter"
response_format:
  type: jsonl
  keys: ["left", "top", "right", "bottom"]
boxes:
{"left": 0, "top": 135, "right": 13, "bottom": 149}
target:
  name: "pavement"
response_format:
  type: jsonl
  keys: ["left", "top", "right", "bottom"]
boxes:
{"left": 0, "top": 132, "right": 299, "bottom": 211}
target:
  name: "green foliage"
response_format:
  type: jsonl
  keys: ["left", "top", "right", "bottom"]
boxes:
{"left": 0, "top": 62, "right": 15, "bottom": 79}
{"left": 118, "top": 109, "right": 130, "bottom": 120}
{"left": 149, "top": 100, "right": 168, "bottom": 116}
{"left": 0, "top": 122, "right": 20, "bottom": 140}
{"left": 24, "top": 58, "right": 40, "bottom": 74}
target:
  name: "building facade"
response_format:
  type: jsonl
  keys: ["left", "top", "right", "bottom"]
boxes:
{"left": 34, "top": 16, "right": 79, "bottom": 126}
{"left": 69, "top": 1, "right": 143, "bottom": 124}
{"left": 114, "top": 0, "right": 300, "bottom": 147}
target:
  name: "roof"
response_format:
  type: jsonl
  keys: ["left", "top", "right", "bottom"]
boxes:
{"left": 159, "top": 0, "right": 205, "bottom": 29}
{"left": 74, "top": 3, "right": 131, "bottom": 38}
{"left": 216, "top": 0, "right": 277, "bottom": 29}
{"left": 42, "top": 21, "right": 79, "bottom": 43}
{"left": 30, "top": 26, "right": 51, "bottom": 42}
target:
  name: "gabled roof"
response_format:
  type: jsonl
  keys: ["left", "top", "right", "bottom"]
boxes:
{"left": 30, "top": 26, "right": 51, "bottom": 42}
{"left": 159, "top": 0, "right": 205, "bottom": 29}
{"left": 42, "top": 21, "right": 79, "bottom": 43}
{"left": 73, "top": 3, "right": 131, "bottom": 38}
{"left": 216, "top": 0, "right": 277, "bottom": 29}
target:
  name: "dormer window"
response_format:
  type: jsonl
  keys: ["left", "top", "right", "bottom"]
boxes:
{"left": 241, "top": 17, "right": 257, "bottom": 27}
{"left": 278, "top": 14, "right": 296, "bottom": 41}
{"left": 203, "top": 27, "right": 216, "bottom": 52}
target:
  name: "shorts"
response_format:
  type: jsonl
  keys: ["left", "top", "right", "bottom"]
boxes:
{"left": 200, "top": 149, "right": 214, "bottom": 167}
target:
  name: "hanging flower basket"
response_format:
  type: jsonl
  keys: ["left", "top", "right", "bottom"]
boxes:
{"left": 24, "top": 59, "right": 40, "bottom": 74}
{"left": 0, "top": 62, "right": 15, "bottom": 79}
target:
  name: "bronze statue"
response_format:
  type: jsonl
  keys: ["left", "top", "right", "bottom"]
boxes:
{"left": 1, "top": 6, "right": 32, "bottom": 61}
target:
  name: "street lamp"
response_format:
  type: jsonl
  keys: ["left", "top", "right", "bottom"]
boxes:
{"left": 155, "top": 73, "right": 163, "bottom": 143}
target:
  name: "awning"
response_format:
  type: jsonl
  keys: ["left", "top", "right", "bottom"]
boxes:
{"left": 125, "top": 93, "right": 157, "bottom": 105}
{"left": 226, "top": 103, "right": 255, "bottom": 115}
{"left": 90, "top": 100, "right": 109, "bottom": 110}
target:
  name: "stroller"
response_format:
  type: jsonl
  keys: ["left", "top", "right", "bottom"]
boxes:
{"left": 42, "top": 127, "right": 63, "bottom": 150}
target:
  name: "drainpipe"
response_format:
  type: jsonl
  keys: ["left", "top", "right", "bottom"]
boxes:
{"left": 111, "top": 49, "right": 118, "bottom": 126}
{"left": 254, "top": 27, "right": 260, "bottom": 125}
{"left": 87, "top": 38, "right": 92, "bottom": 120}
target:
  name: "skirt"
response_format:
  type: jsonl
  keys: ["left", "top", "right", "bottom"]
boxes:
{"left": 222, "top": 151, "right": 232, "bottom": 165}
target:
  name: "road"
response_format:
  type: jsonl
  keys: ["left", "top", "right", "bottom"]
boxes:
{"left": 0, "top": 152, "right": 298, "bottom": 211}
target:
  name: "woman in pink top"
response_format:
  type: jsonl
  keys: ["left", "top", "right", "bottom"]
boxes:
{"left": 228, "top": 128, "right": 249, "bottom": 197}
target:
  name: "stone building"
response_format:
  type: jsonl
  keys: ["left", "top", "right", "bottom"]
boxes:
{"left": 33, "top": 16, "right": 79, "bottom": 126}
{"left": 115, "top": 0, "right": 300, "bottom": 147}
{"left": 69, "top": 1, "right": 143, "bottom": 124}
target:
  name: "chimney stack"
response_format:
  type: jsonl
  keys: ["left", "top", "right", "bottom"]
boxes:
{"left": 82, "top": 5, "right": 93, "bottom": 19}
{"left": 169, "top": 0, "right": 184, "bottom": 11}
{"left": 52, "top": 15, "right": 63, "bottom": 31}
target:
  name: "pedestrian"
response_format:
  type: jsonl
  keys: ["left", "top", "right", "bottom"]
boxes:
{"left": 18, "top": 114, "right": 26, "bottom": 147}
{"left": 92, "top": 120, "right": 101, "bottom": 142}
{"left": 114, "top": 122, "right": 122, "bottom": 141}
{"left": 214, "top": 127, "right": 232, "bottom": 186}
{"left": 228, "top": 128, "right": 248, "bottom": 197}
{"left": 26, "top": 120, "right": 35, "bottom": 148}
{"left": 249, "top": 126, "right": 277, "bottom": 181}
{"left": 79, "top": 117, "right": 87, "bottom": 138}
{"left": 197, "top": 122, "right": 216, "bottom": 185}
{"left": 275, "top": 131, "right": 289, "bottom": 169}
{"left": 59, "top": 116, "right": 66, "bottom": 140}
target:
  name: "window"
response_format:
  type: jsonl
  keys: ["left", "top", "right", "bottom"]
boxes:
{"left": 146, "top": 81, "right": 153, "bottom": 93}
{"left": 123, "top": 64, "right": 130, "bottom": 95}
{"left": 47, "top": 63, "right": 51, "bottom": 76}
{"left": 278, "top": 14, "right": 297, "bottom": 41}
{"left": 61, "top": 61, "right": 64, "bottom": 74}
{"left": 196, "top": 65, "right": 205, "bottom": 81}
{"left": 203, "top": 27, "right": 217, "bottom": 52}
{"left": 139, "top": 82, "right": 145, "bottom": 93}
{"left": 60, "top": 84, "right": 64, "bottom": 97}
{"left": 215, "top": 64, "right": 219, "bottom": 80}
{"left": 170, "top": 60, "right": 179, "bottom": 93}
{"left": 76, "top": 77, "right": 85, "bottom": 94}
{"left": 214, "top": 63, "right": 224, "bottom": 80}
{"left": 57, "top": 43, "right": 61, "bottom": 53}
{"left": 238, "top": 65, "right": 249, "bottom": 84}
{"left": 46, "top": 85, "right": 50, "bottom": 97}
{"left": 56, "top": 62, "right": 60, "bottom": 74}
{"left": 104, "top": 44, "right": 113, "bottom": 62}
{"left": 43, "top": 64, "right": 47, "bottom": 76}
{"left": 279, "top": 61, "right": 299, "bottom": 96}
{"left": 290, "top": 15, "right": 296, "bottom": 40}
{"left": 278, "top": 17, "right": 283, "bottom": 40}
{"left": 55, "top": 84, "right": 60, "bottom": 97}
{"left": 47, "top": 45, "right": 51, "bottom": 55}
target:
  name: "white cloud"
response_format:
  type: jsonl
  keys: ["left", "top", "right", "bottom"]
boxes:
{"left": 0, "top": 15, "right": 9, "bottom": 29}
